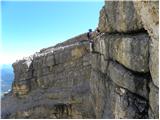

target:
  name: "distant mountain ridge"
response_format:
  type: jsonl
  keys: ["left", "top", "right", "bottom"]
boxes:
{"left": 1, "top": 64, "right": 14, "bottom": 95}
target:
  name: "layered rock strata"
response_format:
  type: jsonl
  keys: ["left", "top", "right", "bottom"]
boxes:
{"left": 1, "top": 1, "right": 158, "bottom": 119}
{"left": 2, "top": 37, "right": 95, "bottom": 118}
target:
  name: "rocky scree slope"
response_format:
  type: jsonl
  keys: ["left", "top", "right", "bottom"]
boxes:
{"left": 1, "top": 1, "right": 159, "bottom": 119}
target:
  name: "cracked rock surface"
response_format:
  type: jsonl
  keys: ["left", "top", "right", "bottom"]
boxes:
{"left": 1, "top": 1, "right": 158, "bottom": 119}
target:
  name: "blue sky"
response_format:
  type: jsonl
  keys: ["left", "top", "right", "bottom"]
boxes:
{"left": 1, "top": 0, "right": 104, "bottom": 64}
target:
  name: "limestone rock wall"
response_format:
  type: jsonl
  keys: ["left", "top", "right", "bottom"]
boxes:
{"left": 92, "top": 1, "right": 158, "bottom": 118}
{"left": 2, "top": 37, "right": 95, "bottom": 118}
{"left": 90, "top": 33, "right": 150, "bottom": 118}
{"left": 134, "top": 1, "right": 159, "bottom": 88}
{"left": 98, "top": 1, "right": 143, "bottom": 33}
{"left": 133, "top": 6, "right": 159, "bottom": 118}
{"left": 1, "top": 1, "right": 159, "bottom": 119}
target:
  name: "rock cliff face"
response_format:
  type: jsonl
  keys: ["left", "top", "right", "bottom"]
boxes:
{"left": 1, "top": 1, "right": 159, "bottom": 119}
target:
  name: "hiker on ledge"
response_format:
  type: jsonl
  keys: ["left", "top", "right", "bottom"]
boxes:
{"left": 87, "top": 29, "right": 94, "bottom": 52}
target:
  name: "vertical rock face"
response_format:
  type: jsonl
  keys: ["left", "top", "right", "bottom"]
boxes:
{"left": 148, "top": 82, "right": 159, "bottom": 118}
{"left": 134, "top": 1, "right": 159, "bottom": 88}
{"left": 1, "top": 1, "right": 158, "bottom": 119}
{"left": 92, "top": 0, "right": 158, "bottom": 119}
{"left": 134, "top": 1, "right": 159, "bottom": 41}
{"left": 2, "top": 35, "right": 95, "bottom": 119}
{"left": 98, "top": 1, "right": 143, "bottom": 33}
{"left": 133, "top": 2, "right": 159, "bottom": 119}
{"left": 94, "top": 33, "right": 150, "bottom": 72}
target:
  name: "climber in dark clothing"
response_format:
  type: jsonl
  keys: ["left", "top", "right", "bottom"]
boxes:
{"left": 87, "top": 29, "right": 92, "bottom": 39}
{"left": 87, "top": 29, "right": 94, "bottom": 52}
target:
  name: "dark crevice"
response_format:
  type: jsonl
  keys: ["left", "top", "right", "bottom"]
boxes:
{"left": 114, "top": 80, "right": 149, "bottom": 118}
{"left": 91, "top": 55, "right": 150, "bottom": 101}
{"left": 103, "top": 28, "right": 147, "bottom": 35}
{"left": 108, "top": 73, "right": 149, "bottom": 102}
{"left": 91, "top": 51, "right": 150, "bottom": 77}
{"left": 54, "top": 103, "right": 72, "bottom": 118}
{"left": 114, "top": 60, "right": 150, "bottom": 77}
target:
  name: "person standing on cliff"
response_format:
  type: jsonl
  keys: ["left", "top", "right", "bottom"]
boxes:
{"left": 87, "top": 29, "right": 94, "bottom": 52}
